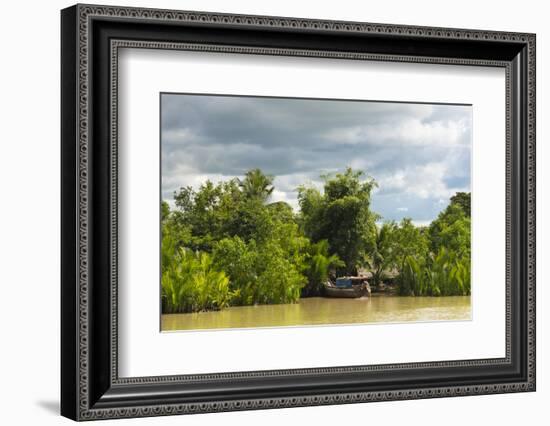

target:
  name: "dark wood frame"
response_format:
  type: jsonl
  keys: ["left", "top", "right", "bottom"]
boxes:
{"left": 61, "top": 4, "right": 536, "bottom": 421}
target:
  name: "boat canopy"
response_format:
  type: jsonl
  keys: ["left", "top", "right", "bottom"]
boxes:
{"left": 335, "top": 278, "right": 352, "bottom": 288}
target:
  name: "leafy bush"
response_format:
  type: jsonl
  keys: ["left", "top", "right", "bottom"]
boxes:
{"left": 302, "top": 240, "right": 344, "bottom": 296}
{"left": 396, "top": 194, "right": 471, "bottom": 296}
{"left": 161, "top": 246, "right": 234, "bottom": 313}
{"left": 398, "top": 248, "right": 471, "bottom": 296}
{"left": 213, "top": 236, "right": 306, "bottom": 305}
{"left": 212, "top": 236, "right": 258, "bottom": 305}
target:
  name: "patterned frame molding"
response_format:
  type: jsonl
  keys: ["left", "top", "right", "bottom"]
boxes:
{"left": 109, "top": 41, "right": 512, "bottom": 385}
{"left": 61, "top": 3, "right": 536, "bottom": 421}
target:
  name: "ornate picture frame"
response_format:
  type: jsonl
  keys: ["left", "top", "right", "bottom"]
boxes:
{"left": 61, "top": 4, "right": 535, "bottom": 421}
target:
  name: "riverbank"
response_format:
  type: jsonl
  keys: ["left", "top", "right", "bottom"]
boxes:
{"left": 161, "top": 295, "right": 471, "bottom": 331}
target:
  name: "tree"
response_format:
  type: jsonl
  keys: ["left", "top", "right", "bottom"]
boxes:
{"left": 267, "top": 201, "right": 295, "bottom": 223}
{"left": 438, "top": 215, "right": 471, "bottom": 257}
{"left": 298, "top": 168, "right": 378, "bottom": 275}
{"left": 239, "top": 168, "right": 274, "bottom": 202}
{"left": 450, "top": 192, "right": 471, "bottom": 217}
{"left": 163, "top": 168, "right": 311, "bottom": 308}
{"left": 390, "top": 218, "right": 429, "bottom": 274}
{"left": 429, "top": 200, "right": 470, "bottom": 254}
{"left": 171, "top": 179, "right": 244, "bottom": 250}
{"left": 171, "top": 171, "right": 291, "bottom": 249}
{"left": 161, "top": 200, "right": 171, "bottom": 221}
{"left": 362, "top": 222, "right": 397, "bottom": 288}
{"left": 223, "top": 198, "right": 274, "bottom": 244}
{"left": 296, "top": 186, "right": 325, "bottom": 241}
{"left": 212, "top": 236, "right": 258, "bottom": 305}
{"left": 302, "top": 240, "right": 345, "bottom": 296}
{"left": 213, "top": 235, "right": 306, "bottom": 306}
{"left": 161, "top": 199, "right": 193, "bottom": 261}
{"left": 162, "top": 171, "right": 472, "bottom": 312}
{"left": 396, "top": 192, "right": 471, "bottom": 297}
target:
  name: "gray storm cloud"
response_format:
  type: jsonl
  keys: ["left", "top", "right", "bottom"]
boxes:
{"left": 161, "top": 93, "right": 471, "bottom": 223}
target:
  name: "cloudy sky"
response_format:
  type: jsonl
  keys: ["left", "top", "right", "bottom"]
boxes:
{"left": 161, "top": 93, "right": 471, "bottom": 225}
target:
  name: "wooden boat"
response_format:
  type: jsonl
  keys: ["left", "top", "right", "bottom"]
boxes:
{"left": 323, "top": 277, "right": 371, "bottom": 298}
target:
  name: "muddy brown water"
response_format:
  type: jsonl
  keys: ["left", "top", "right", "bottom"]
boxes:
{"left": 161, "top": 295, "right": 471, "bottom": 331}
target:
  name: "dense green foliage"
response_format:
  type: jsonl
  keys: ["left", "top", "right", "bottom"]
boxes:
{"left": 212, "top": 235, "right": 307, "bottom": 305}
{"left": 161, "top": 167, "right": 471, "bottom": 313}
{"left": 161, "top": 170, "right": 311, "bottom": 312}
{"left": 397, "top": 194, "right": 471, "bottom": 296}
{"left": 302, "top": 240, "right": 345, "bottom": 296}
{"left": 449, "top": 192, "right": 471, "bottom": 217}
{"left": 298, "top": 168, "right": 378, "bottom": 275}
{"left": 161, "top": 243, "right": 233, "bottom": 314}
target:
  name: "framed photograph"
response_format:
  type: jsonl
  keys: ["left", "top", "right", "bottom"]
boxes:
{"left": 61, "top": 4, "right": 536, "bottom": 421}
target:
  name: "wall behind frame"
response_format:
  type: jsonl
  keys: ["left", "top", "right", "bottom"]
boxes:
{"left": 0, "top": 0, "right": 546, "bottom": 425}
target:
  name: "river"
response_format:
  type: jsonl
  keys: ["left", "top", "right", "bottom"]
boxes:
{"left": 161, "top": 295, "right": 471, "bottom": 331}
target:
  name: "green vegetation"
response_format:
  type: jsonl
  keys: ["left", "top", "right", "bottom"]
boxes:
{"left": 397, "top": 193, "right": 471, "bottom": 296}
{"left": 303, "top": 240, "right": 345, "bottom": 297}
{"left": 161, "top": 168, "right": 471, "bottom": 313}
{"left": 212, "top": 236, "right": 306, "bottom": 306}
{"left": 161, "top": 246, "right": 233, "bottom": 314}
{"left": 298, "top": 168, "right": 378, "bottom": 275}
